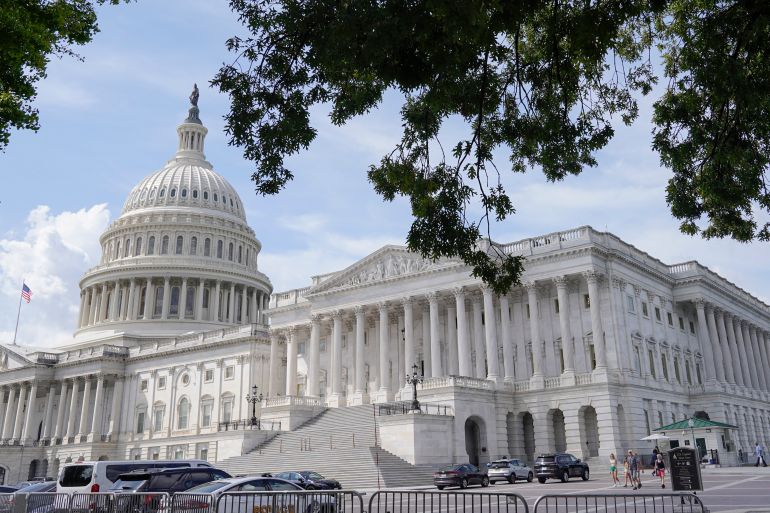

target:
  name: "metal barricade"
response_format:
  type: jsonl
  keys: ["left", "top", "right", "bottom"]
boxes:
{"left": 24, "top": 493, "right": 71, "bottom": 513}
{"left": 532, "top": 493, "right": 706, "bottom": 513}
{"left": 170, "top": 494, "right": 214, "bottom": 513}
{"left": 114, "top": 493, "right": 170, "bottom": 513}
{"left": 216, "top": 490, "right": 365, "bottom": 513}
{"left": 368, "top": 490, "right": 528, "bottom": 513}
{"left": 0, "top": 494, "right": 13, "bottom": 513}
{"left": 70, "top": 493, "right": 116, "bottom": 513}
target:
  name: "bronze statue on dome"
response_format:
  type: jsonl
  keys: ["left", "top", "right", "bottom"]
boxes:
{"left": 189, "top": 83, "right": 199, "bottom": 107}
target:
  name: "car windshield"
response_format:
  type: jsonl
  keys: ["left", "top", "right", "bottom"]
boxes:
{"left": 302, "top": 472, "right": 325, "bottom": 480}
{"left": 110, "top": 479, "right": 146, "bottom": 491}
{"left": 16, "top": 482, "right": 55, "bottom": 493}
{"left": 185, "top": 481, "right": 229, "bottom": 494}
{"left": 489, "top": 461, "right": 510, "bottom": 469}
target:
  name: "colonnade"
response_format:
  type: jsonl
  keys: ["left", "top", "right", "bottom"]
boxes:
{"left": 77, "top": 277, "right": 269, "bottom": 328}
{"left": 694, "top": 299, "right": 770, "bottom": 393}
{"left": 0, "top": 375, "right": 123, "bottom": 444}
{"left": 269, "top": 271, "right": 609, "bottom": 402}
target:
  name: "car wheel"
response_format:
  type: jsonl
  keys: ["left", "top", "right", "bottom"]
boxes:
{"left": 581, "top": 469, "right": 589, "bottom": 481}
{"left": 527, "top": 472, "right": 534, "bottom": 483}
{"left": 460, "top": 478, "right": 468, "bottom": 489}
{"left": 481, "top": 476, "right": 489, "bottom": 488}
{"left": 537, "top": 477, "right": 546, "bottom": 484}
{"left": 436, "top": 486, "right": 445, "bottom": 490}
{"left": 561, "top": 470, "right": 569, "bottom": 483}
{"left": 507, "top": 473, "right": 515, "bottom": 484}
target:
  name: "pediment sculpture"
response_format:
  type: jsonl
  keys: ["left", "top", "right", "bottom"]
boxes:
{"left": 345, "top": 254, "right": 440, "bottom": 286}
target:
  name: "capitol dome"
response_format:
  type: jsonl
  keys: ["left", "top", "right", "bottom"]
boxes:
{"left": 74, "top": 88, "right": 272, "bottom": 339}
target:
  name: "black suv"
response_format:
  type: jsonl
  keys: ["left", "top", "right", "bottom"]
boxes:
{"left": 534, "top": 453, "right": 589, "bottom": 483}
{"left": 111, "top": 467, "right": 231, "bottom": 494}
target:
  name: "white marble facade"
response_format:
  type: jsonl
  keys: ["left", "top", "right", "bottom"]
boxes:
{"left": 1, "top": 95, "right": 770, "bottom": 484}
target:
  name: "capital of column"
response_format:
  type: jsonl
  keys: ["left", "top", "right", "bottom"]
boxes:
{"left": 352, "top": 305, "right": 365, "bottom": 316}
{"left": 400, "top": 296, "right": 413, "bottom": 307}
{"left": 694, "top": 297, "right": 707, "bottom": 310}
{"left": 331, "top": 309, "right": 343, "bottom": 319}
{"left": 633, "top": 284, "right": 642, "bottom": 297}
{"left": 452, "top": 286, "right": 465, "bottom": 299}
{"left": 310, "top": 313, "right": 323, "bottom": 324}
{"left": 553, "top": 275, "right": 569, "bottom": 289}
{"left": 583, "top": 270, "right": 602, "bottom": 284}
{"left": 723, "top": 311, "right": 734, "bottom": 321}
{"left": 425, "top": 291, "right": 439, "bottom": 304}
{"left": 523, "top": 280, "right": 537, "bottom": 291}
{"left": 377, "top": 301, "right": 389, "bottom": 312}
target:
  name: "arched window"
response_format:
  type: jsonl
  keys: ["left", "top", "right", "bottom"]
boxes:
{"left": 190, "top": 237, "right": 197, "bottom": 255}
{"left": 213, "top": 193, "right": 218, "bottom": 202}
{"left": 222, "top": 195, "right": 227, "bottom": 204}
{"left": 192, "top": 190, "right": 198, "bottom": 199}
{"left": 203, "top": 191, "right": 209, "bottom": 200}
{"left": 230, "top": 198, "right": 233, "bottom": 207}
{"left": 124, "top": 238, "right": 131, "bottom": 258}
{"left": 216, "top": 240, "right": 223, "bottom": 259}
{"left": 169, "top": 286, "right": 180, "bottom": 316}
{"left": 202, "top": 288, "right": 210, "bottom": 308}
{"left": 154, "top": 287, "right": 164, "bottom": 317}
{"left": 147, "top": 236, "right": 155, "bottom": 255}
{"left": 177, "top": 398, "right": 190, "bottom": 429}
{"left": 161, "top": 235, "right": 169, "bottom": 254}
{"left": 246, "top": 248, "right": 250, "bottom": 266}
{"left": 170, "top": 188, "right": 177, "bottom": 198}
{"left": 238, "top": 245, "right": 242, "bottom": 263}
{"left": 181, "top": 189, "right": 187, "bottom": 198}
{"left": 138, "top": 287, "right": 147, "bottom": 317}
{"left": 175, "top": 235, "right": 183, "bottom": 255}
{"left": 228, "top": 242, "right": 234, "bottom": 261}
{"left": 159, "top": 188, "right": 166, "bottom": 198}
{"left": 114, "top": 241, "right": 121, "bottom": 260}
{"left": 135, "top": 237, "right": 143, "bottom": 256}
{"left": 185, "top": 287, "right": 195, "bottom": 317}
{"left": 204, "top": 238, "right": 211, "bottom": 257}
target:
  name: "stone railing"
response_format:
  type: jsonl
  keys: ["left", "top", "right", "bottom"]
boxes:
{"left": 34, "top": 352, "right": 60, "bottom": 365}
{"left": 668, "top": 262, "right": 697, "bottom": 274}
{"left": 420, "top": 375, "right": 495, "bottom": 391}
{"left": 498, "top": 227, "right": 590, "bottom": 256}
{"left": 513, "top": 380, "right": 530, "bottom": 392}
{"left": 102, "top": 345, "right": 129, "bottom": 357}
{"left": 262, "top": 396, "right": 322, "bottom": 408}
{"left": 544, "top": 377, "right": 561, "bottom": 389}
{"left": 271, "top": 287, "right": 312, "bottom": 308}
{"left": 575, "top": 373, "right": 593, "bottom": 385}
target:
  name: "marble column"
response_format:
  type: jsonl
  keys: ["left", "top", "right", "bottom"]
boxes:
{"left": 705, "top": 305, "right": 726, "bottom": 382}
{"left": 90, "top": 375, "right": 105, "bottom": 438}
{"left": 481, "top": 285, "right": 500, "bottom": 382}
{"left": 454, "top": 287, "right": 472, "bottom": 377}
{"left": 109, "top": 377, "right": 124, "bottom": 436}
{"left": 268, "top": 334, "right": 280, "bottom": 397}
{"left": 78, "top": 292, "right": 87, "bottom": 328}
{"left": 180, "top": 278, "right": 188, "bottom": 319}
{"left": 110, "top": 280, "right": 121, "bottom": 321}
{"left": 66, "top": 379, "right": 79, "bottom": 438}
{"left": 694, "top": 300, "right": 717, "bottom": 382}
{"left": 161, "top": 277, "right": 171, "bottom": 320}
{"left": 41, "top": 383, "right": 57, "bottom": 439}
{"left": 126, "top": 279, "right": 137, "bottom": 321}
{"left": 12, "top": 384, "right": 28, "bottom": 440}
{"left": 88, "top": 286, "right": 98, "bottom": 325}
{"left": 499, "top": 293, "right": 515, "bottom": 382}
{"left": 22, "top": 383, "right": 38, "bottom": 440}
{"left": 286, "top": 328, "right": 298, "bottom": 396}
{"left": 213, "top": 281, "right": 221, "bottom": 321}
{"left": 427, "top": 292, "right": 443, "bottom": 377}
{"left": 471, "top": 294, "right": 485, "bottom": 378}
{"left": 403, "top": 299, "right": 415, "bottom": 374}
{"left": 733, "top": 318, "right": 753, "bottom": 389}
{"left": 331, "top": 313, "right": 344, "bottom": 401}
{"left": 758, "top": 329, "right": 770, "bottom": 391}
{"left": 526, "top": 282, "right": 543, "bottom": 380}
{"left": 196, "top": 280, "right": 205, "bottom": 321}
{"left": 724, "top": 313, "right": 745, "bottom": 386}
{"left": 554, "top": 277, "right": 575, "bottom": 374}
{"left": 585, "top": 271, "right": 607, "bottom": 370}
{"left": 240, "top": 286, "right": 248, "bottom": 324}
{"left": 421, "top": 306, "right": 432, "bottom": 378}
{"left": 378, "top": 302, "right": 391, "bottom": 397}
{"left": 143, "top": 279, "right": 154, "bottom": 320}
{"left": 742, "top": 322, "right": 759, "bottom": 390}
{"left": 715, "top": 310, "right": 735, "bottom": 383}
{"left": 53, "top": 380, "right": 68, "bottom": 440}
{"left": 446, "top": 302, "right": 458, "bottom": 375}
{"left": 350, "top": 309, "right": 365, "bottom": 399}
{"left": 1, "top": 386, "right": 17, "bottom": 439}
{"left": 309, "top": 315, "right": 322, "bottom": 397}
{"left": 96, "top": 283, "right": 108, "bottom": 323}
{"left": 251, "top": 289, "right": 258, "bottom": 323}
{"left": 77, "top": 377, "right": 93, "bottom": 437}
{"left": 228, "top": 283, "right": 236, "bottom": 323}
{"left": 750, "top": 327, "right": 768, "bottom": 391}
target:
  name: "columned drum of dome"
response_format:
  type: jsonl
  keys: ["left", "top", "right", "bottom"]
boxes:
{"left": 75, "top": 96, "right": 272, "bottom": 338}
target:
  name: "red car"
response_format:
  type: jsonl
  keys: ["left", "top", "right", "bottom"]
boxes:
{"left": 433, "top": 464, "right": 489, "bottom": 490}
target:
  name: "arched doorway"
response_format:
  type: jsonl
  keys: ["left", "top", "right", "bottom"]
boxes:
{"left": 579, "top": 406, "right": 600, "bottom": 457}
{"left": 464, "top": 416, "right": 486, "bottom": 467}
{"left": 28, "top": 460, "right": 40, "bottom": 480}
{"left": 98, "top": 455, "right": 110, "bottom": 461}
{"left": 521, "top": 412, "right": 535, "bottom": 464}
{"left": 506, "top": 412, "right": 516, "bottom": 458}
{"left": 548, "top": 409, "right": 567, "bottom": 453}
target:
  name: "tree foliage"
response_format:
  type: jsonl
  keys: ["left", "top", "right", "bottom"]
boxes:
{"left": 213, "top": 0, "right": 770, "bottom": 293}
{"left": 0, "top": 0, "right": 122, "bottom": 151}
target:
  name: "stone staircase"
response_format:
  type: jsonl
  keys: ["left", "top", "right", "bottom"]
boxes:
{"left": 218, "top": 405, "right": 435, "bottom": 489}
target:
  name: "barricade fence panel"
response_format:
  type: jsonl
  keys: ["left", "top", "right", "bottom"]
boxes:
{"left": 532, "top": 493, "right": 706, "bottom": 513}
{"left": 171, "top": 493, "right": 215, "bottom": 513}
{"left": 0, "top": 494, "right": 12, "bottom": 513}
{"left": 368, "top": 490, "right": 529, "bottom": 513}
{"left": 114, "top": 493, "right": 170, "bottom": 513}
{"left": 216, "top": 490, "right": 364, "bottom": 513}
{"left": 25, "top": 493, "right": 72, "bottom": 513}
{"left": 70, "top": 493, "right": 115, "bottom": 513}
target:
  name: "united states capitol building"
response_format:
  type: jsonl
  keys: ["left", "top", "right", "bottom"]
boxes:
{"left": 1, "top": 94, "right": 769, "bottom": 485}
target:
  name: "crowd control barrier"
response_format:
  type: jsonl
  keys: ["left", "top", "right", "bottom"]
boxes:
{"left": 532, "top": 493, "right": 706, "bottom": 513}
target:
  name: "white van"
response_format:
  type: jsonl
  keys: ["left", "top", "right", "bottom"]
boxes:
{"left": 56, "top": 460, "right": 212, "bottom": 494}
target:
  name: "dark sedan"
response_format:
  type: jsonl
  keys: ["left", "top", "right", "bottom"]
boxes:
{"left": 433, "top": 464, "right": 489, "bottom": 490}
{"left": 534, "top": 453, "right": 590, "bottom": 483}
{"left": 272, "top": 471, "right": 341, "bottom": 490}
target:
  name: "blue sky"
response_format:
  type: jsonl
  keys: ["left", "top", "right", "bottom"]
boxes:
{"left": 1, "top": 0, "right": 768, "bottom": 348}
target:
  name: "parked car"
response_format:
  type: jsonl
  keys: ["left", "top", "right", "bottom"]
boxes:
{"left": 272, "top": 472, "right": 341, "bottom": 490}
{"left": 183, "top": 476, "right": 336, "bottom": 513}
{"left": 433, "top": 464, "right": 489, "bottom": 490}
{"left": 57, "top": 459, "right": 211, "bottom": 494}
{"left": 0, "top": 487, "right": 19, "bottom": 493}
{"left": 110, "top": 467, "right": 231, "bottom": 495}
{"left": 14, "top": 482, "right": 57, "bottom": 494}
{"left": 486, "top": 459, "right": 533, "bottom": 484}
{"left": 534, "top": 453, "right": 590, "bottom": 483}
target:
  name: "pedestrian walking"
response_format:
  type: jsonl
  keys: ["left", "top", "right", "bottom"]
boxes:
{"left": 628, "top": 450, "right": 642, "bottom": 490}
{"left": 623, "top": 455, "right": 631, "bottom": 487}
{"left": 609, "top": 452, "right": 619, "bottom": 487}
{"left": 755, "top": 443, "right": 768, "bottom": 467}
{"left": 655, "top": 453, "right": 666, "bottom": 488}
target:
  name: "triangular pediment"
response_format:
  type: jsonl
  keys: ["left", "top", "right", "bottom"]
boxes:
{"left": 0, "top": 344, "right": 38, "bottom": 370}
{"left": 307, "top": 245, "right": 462, "bottom": 295}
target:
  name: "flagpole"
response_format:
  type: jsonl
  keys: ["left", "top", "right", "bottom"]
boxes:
{"left": 12, "top": 278, "right": 24, "bottom": 346}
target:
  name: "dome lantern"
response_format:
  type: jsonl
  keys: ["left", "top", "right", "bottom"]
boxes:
{"left": 175, "top": 84, "right": 208, "bottom": 159}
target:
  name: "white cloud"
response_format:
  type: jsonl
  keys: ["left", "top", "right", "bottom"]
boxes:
{"left": 0, "top": 204, "right": 110, "bottom": 347}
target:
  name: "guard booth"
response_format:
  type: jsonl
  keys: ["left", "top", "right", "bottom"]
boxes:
{"left": 654, "top": 417, "right": 739, "bottom": 466}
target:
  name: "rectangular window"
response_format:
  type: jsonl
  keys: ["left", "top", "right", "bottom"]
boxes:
{"left": 655, "top": 307, "right": 661, "bottom": 322}
{"left": 667, "top": 312, "right": 673, "bottom": 326}
{"left": 222, "top": 401, "right": 233, "bottom": 423}
{"left": 154, "top": 287, "right": 164, "bottom": 317}
{"left": 136, "top": 412, "right": 145, "bottom": 433}
{"left": 153, "top": 408, "right": 164, "bottom": 432}
{"left": 588, "top": 344, "right": 596, "bottom": 370}
{"left": 642, "top": 302, "right": 649, "bottom": 317}
{"left": 696, "top": 364, "right": 703, "bottom": 384}
{"left": 685, "top": 361, "right": 692, "bottom": 384}
{"left": 648, "top": 350, "right": 656, "bottom": 378}
{"left": 224, "top": 366, "right": 235, "bottom": 379}
{"left": 157, "top": 376, "right": 166, "bottom": 390}
{"left": 689, "top": 321, "right": 695, "bottom": 334}
{"left": 140, "top": 380, "right": 148, "bottom": 392}
{"left": 674, "top": 357, "right": 681, "bottom": 384}
{"left": 679, "top": 316, "right": 685, "bottom": 330}
{"left": 662, "top": 355, "right": 669, "bottom": 381}
{"left": 658, "top": 411, "right": 664, "bottom": 427}
{"left": 554, "top": 299, "right": 560, "bottom": 314}
{"left": 627, "top": 295, "right": 635, "bottom": 313}
{"left": 583, "top": 294, "right": 590, "bottom": 309}
{"left": 199, "top": 448, "right": 208, "bottom": 461}
{"left": 526, "top": 303, "right": 530, "bottom": 319}
{"left": 202, "top": 404, "right": 212, "bottom": 427}
{"left": 634, "top": 346, "right": 642, "bottom": 372}
{"left": 204, "top": 369, "right": 214, "bottom": 383}
{"left": 150, "top": 448, "right": 160, "bottom": 460}
{"left": 558, "top": 348, "right": 565, "bottom": 374}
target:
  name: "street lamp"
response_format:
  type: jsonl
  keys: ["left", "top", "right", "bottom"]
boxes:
{"left": 246, "top": 385, "right": 263, "bottom": 427}
{"left": 405, "top": 363, "right": 424, "bottom": 412}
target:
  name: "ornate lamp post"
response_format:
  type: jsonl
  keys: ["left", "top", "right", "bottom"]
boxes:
{"left": 405, "top": 363, "right": 424, "bottom": 412}
{"left": 245, "top": 385, "right": 263, "bottom": 427}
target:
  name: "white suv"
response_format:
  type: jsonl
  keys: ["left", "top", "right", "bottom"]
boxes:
{"left": 486, "top": 459, "right": 533, "bottom": 484}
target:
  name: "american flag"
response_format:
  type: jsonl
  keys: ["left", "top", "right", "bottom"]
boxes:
{"left": 21, "top": 283, "right": 32, "bottom": 303}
